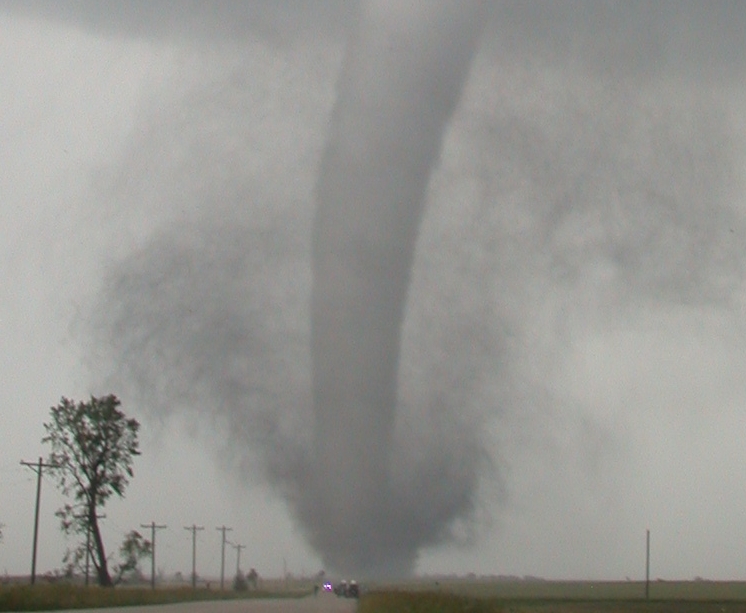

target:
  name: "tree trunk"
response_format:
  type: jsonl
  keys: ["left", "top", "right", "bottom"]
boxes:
{"left": 89, "top": 505, "right": 113, "bottom": 587}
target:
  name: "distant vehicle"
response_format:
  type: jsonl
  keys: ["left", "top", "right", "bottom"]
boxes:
{"left": 334, "top": 580, "right": 347, "bottom": 597}
{"left": 333, "top": 579, "right": 359, "bottom": 599}
{"left": 323, "top": 582, "right": 333, "bottom": 592}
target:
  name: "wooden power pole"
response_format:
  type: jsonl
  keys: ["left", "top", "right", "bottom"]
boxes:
{"left": 141, "top": 521, "right": 166, "bottom": 589}
{"left": 184, "top": 524, "right": 204, "bottom": 588}
{"left": 215, "top": 526, "right": 232, "bottom": 590}
{"left": 20, "top": 457, "right": 56, "bottom": 584}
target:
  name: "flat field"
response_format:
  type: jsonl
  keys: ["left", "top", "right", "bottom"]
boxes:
{"left": 357, "top": 579, "right": 746, "bottom": 613}
{"left": 0, "top": 583, "right": 311, "bottom": 612}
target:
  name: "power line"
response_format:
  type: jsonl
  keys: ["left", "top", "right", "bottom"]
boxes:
{"left": 140, "top": 522, "right": 167, "bottom": 589}
{"left": 215, "top": 525, "right": 232, "bottom": 590}
{"left": 183, "top": 524, "right": 204, "bottom": 588}
{"left": 20, "top": 457, "right": 57, "bottom": 585}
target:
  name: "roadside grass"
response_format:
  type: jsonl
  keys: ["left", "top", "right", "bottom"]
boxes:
{"left": 358, "top": 582, "right": 746, "bottom": 613}
{"left": 358, "top": 591, "right": 746, "bottom": 613}
{"left": 0, "top": 584, "right": 309, "bottom": 612}
{"left": 365, "top": 579, "right": 746, "bottom": 601}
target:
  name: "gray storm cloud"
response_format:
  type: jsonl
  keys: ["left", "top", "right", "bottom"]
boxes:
{"left": 13, "top": 0, "right": 745, "bottom": 578}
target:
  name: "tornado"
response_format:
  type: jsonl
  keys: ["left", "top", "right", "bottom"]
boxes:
{"left": 305, "top": 0, "right": 486, "bottom": 578}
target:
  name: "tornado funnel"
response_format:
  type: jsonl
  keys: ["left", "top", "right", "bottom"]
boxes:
{"left": 304, "top": 0, "right": 486, "bottom": 578}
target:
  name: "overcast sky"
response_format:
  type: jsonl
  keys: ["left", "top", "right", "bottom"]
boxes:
{"left": 2, "top": 1, "right": 746, "bottom": 582}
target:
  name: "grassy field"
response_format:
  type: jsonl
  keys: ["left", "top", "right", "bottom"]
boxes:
{"left": 401, "top": 578, "right": 746, "bottom": 600}
{"left": 357, "top": 579, "right": 746, "bottom": 613}
{"left": 0, "top": 583, "right": 311, "bottom": 612}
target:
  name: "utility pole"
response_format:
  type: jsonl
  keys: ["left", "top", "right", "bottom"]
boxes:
{"left": 645, "top": 528, "right": 650, "bottom": 600}
{"left": 232, "top": 542, "right": 245, "bottom": 576}
{"left": 21, "top": 457, "right": 56, "bottom": 584}
{"left": 141, "top": 522, "right": 166, "bottom": 589}
{"left": 215, "top": 526, "right": 232, "bottom": 590}
{"left": 184, "top": 524, "right": 204, "bottom": 588}
{"left": 74, "top": 512, "right": 106, "bottom": 586}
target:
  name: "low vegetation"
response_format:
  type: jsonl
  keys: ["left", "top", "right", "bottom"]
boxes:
{"left": 359, "top": 593, "right": 746, "bottom": 613}
{"left": 0, "top": 583, "right": 307, "bottom": 612}
{"left": 357, "top": 581, "right": 746, "bottom": 613}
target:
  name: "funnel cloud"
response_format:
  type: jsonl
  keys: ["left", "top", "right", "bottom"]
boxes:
{"left": 305, "top": 1, "right": 487, "bottom": 576}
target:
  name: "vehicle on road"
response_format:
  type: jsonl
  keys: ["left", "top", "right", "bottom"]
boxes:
{"left": 333, "top": 579, "right": 359, "bottom": 599}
